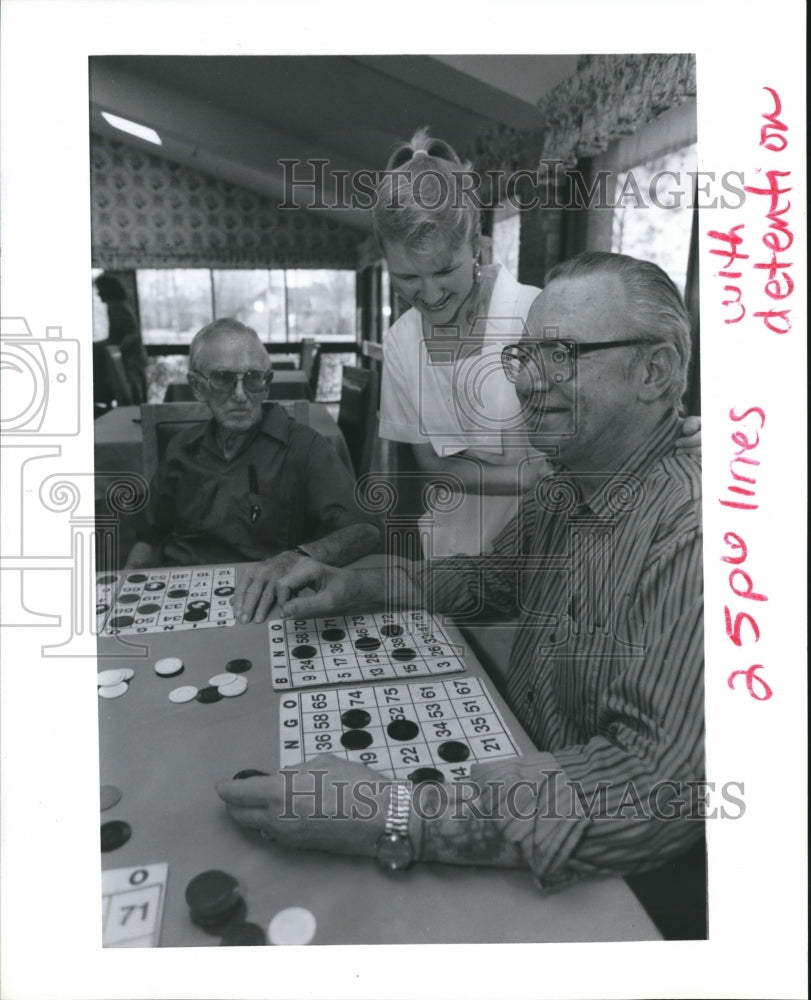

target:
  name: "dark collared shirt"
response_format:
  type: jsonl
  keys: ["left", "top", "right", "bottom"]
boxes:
{"left": 136, "top": 404, "right": 373, "bottom": 566}
{"left": 416, "top": 412, "right": 704, "bottom": 887}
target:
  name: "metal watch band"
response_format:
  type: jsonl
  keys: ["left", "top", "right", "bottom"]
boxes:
{"left": 385, "top": 782, "right": 411, "bottom": 837}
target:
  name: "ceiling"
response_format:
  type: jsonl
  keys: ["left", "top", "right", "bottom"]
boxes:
{"left": 89, "top": 55, "right": 579, "bottom": 231}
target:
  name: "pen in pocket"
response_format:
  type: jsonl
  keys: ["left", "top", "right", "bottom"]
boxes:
{"left": 248, "top": 464, "right": 262, "bottom": 523}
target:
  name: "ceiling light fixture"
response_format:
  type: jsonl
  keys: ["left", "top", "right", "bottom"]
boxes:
{"left": 101, "top": 111, "right": 162, "bottom": 146}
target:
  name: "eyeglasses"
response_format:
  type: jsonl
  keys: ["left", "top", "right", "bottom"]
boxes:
{"left": 191, "top": 369, "right": 273, "bottom": 394}
{"left": 501, "top": 340, "right": 661, "bottom": 384}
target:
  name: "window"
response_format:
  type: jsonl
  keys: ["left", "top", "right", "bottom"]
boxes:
{"left": 492, "top": 211, "right": 520, "bottom": 276}
{"left": 134, "top": 268, "right": 356, "bottom": 345}
{"left": 611, "top": 142, "right": 697, "bottom": 295}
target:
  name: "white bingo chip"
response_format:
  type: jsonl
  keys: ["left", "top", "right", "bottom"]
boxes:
{"left": 268, "top": 906, "right": 317, "bottom": 946}
{"left": 154, "top": 657, "right": 184, "bottom": 677}
{"left": 168, "top": 685, "right": 199, "bottom": 704}
{"left": 119, "top": 668, "right": 135, "bottom": 681}
{"left": 208, "top": 672, "right": 235, "bottom": 687}
{"left": 97, "top": 669, "right": 128, "bottom": 687}
{"left": 98, "top": 681, "right": 129, "bottom": 699}
{"left": 219, "top": 676, "right": 248, "bottom": 698}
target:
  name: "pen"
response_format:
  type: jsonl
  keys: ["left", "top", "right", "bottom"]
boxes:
{"left": 248, "top": 464, "right": 262, "bottom": 523}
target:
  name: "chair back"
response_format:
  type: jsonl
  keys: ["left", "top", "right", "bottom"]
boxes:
{"left": 337, "top": 365, "right": 380, "bottom": 478}
{"left": 140, "top": 402, "right": 210, "bottom": 483}
{"left": 299, "top": 338, "right": 321, "bottom": 399}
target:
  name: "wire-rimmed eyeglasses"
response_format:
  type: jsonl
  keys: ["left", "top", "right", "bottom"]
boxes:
{"left": 191, "top": 369, "right": 274, "bottom": 395}
{"left": 500, "top": 340, "right": 661, "bottom": 384}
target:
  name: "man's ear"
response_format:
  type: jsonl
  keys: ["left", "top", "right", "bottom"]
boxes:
{"left": 637, "top": 343, "right": 680, "bottom": 403}
{"left": 187, "top": 371, "right": 208, "bottom": 404}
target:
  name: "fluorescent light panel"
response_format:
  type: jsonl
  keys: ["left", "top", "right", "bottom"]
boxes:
{"left": 101, "top": 111, "right": 162, "bottom": 146}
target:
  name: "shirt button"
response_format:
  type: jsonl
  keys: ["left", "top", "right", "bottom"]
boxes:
{"left": 526, "top": 690, "right": 534, "bottom": 703}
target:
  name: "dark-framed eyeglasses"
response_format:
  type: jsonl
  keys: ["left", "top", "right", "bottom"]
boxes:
{"left": 500, "top": 339, "right": 661, "bottom": 384}
{"left": 191, "top": 369, "right": 274, "bottom": 395}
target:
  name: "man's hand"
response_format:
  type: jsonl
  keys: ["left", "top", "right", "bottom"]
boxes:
{"left": 124, "top": 540, "right": 162, "bottom": 569}
{"left": 215, "top": 755, "right": 389, "bottom": 857}
{"left": 275, "top": 559, "right": 389, "bottom": 619}
{"left": 676, "top": 415, "right": 702, "bottom": 454}
{"left": 232, "top": 550, "right": 305, "bottom": 623}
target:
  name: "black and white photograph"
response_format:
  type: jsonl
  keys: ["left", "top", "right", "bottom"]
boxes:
{"left": 0, "top": 3, "right": 806, "bottom": 999}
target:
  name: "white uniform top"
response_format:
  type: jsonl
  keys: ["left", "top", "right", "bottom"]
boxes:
{"left": 379, "top": 264, "right": 544, "bottom": 557}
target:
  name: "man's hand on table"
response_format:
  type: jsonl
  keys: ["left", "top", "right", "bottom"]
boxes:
{"left": 232, "top": 550, "right": 308, "bottom": 623}
{"left": 216, "top": 755, "right": 388, "bottom": 857}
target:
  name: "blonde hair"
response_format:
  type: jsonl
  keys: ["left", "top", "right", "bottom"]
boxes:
{"left": 372, "top": 127, "right": 481, "bottom": 256}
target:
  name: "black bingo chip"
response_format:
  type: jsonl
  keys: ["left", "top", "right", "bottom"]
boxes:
{"left": 136, "top": 603, "right": 161, "bottom": 615}
{"left": 408, "top": 767, "right": 446, "bottom": 785}
{"left": 340, "top": 729, "right": 374, "bottom": 750}
{"left": 321, "top": 628, "right": 346, "bottom": 641}
{"left": 220, "top": 922, "right": 266, "bottom": 946}
{"left": 101, "top": 819, "right": 132, "bottom": 853}
{"left": 116, "top": 592, "right": 140, "bottom": 604}
{"left": 96, "top": 603, "right": 109, "bottom": 616}
{"left": 380, "top": 624, "right": 403, "bottom": 637}
{"left": 109, "top": 615, "right": 134, "bottom": 629}
{"left": 196, "top": 898, "right": 248, "bottom": 935}
{"left": 354, "top": 636, "right": 380, "bottom": 651}
{"left": 183, "top": 609, "right": 208, "bottom": 622}
{"left": 167, "top": 588, "right": 189, "bottom": 598}
{"left": 214, "top": 586, "right": 235, "bottom": 596}
{"left": 126, "top": 574, "right": 147, "bottom": 583}
{"left": 437, "top": 741, "right": 470, "bottom": 762}
{"left": 387, "top": 718, "right": 420, "bottom": 741}
{"left": 341, "top": 708, "right": 371, "bottom": 729}
{"left": 233, "top": 769, "right": 270, "bottom": 780}
{"left": 196, "top": 686, "right": 223, "bottom": 704}
{"left": 391, "top": 647, "right": 417, "bottom": 661}
{"left": 97, "top": 575, "right": 119, "bottom": 585}
{"left": 226, "top": 658, "right": 253, "bottom": 674}
{"left": 144, "top": 581, "right": 166, "bottom": 591}
{"left": 291, "top": 645, "right": 317, "bottom": 659}
{"left": 185, "top": 870, "right": 246, "bottom": 932}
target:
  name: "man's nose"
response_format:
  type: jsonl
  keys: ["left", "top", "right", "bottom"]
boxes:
{"left": 231, "top": 375, "right": 249, "bottom": 400}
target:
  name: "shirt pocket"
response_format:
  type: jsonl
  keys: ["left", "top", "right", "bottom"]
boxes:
{"left": 227, "top": 488, "right": 291, "bottom": 554}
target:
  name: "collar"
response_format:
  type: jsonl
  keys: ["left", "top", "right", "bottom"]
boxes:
{"left": 189, "top": 401, "right": 291, "bottom": 452}
{"left": 548, "top": 410, "right": 682, "bottom": 518}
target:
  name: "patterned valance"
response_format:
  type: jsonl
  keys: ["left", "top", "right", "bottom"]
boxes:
{"left": 90, "top": 135, "right": 363, "bottom": 270}
{"left": 537, "top": 54, "right": 696, "bottom": 169}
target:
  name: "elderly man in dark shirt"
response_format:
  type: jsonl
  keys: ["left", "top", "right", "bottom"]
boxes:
{"left": 127, "top": 319, "right": 381, "bottom": 619}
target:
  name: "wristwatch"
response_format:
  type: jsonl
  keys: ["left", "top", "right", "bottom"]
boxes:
{"left": 376, "top": 782, "right": 414, "bottom": 871}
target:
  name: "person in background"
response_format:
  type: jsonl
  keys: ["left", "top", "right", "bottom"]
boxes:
{"left": 127, "top": 319, "right": 381, "bottom": 621}
{"left": 373, "top": 128, "right": 700, "bottom": 558}
{"left": 218, "top": 252, "right": 705, "bottom": 888}
{"left": 94, "top": 273, "right": 149, "bottom": 404}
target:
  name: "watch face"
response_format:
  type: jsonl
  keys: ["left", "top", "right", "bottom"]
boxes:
{"left": 377, "top": 832, "right": 414, "bottom": 871}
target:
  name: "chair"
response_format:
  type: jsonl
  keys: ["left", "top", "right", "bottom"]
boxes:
{"left": 141, "top": 399, "right": 310, "bottom": 483}
{"left": 336, "top": 365, "right": 380, "bottom": 478}
{"left": 299, "top": 338, "right": 321, "bottom": 400}
{"left": 140, "top": 402, "right": 210, "bottom": 483}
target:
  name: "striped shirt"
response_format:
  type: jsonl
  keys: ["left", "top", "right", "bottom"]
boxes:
{"left": 416, "top": 412, "right": 704, "bottom": 888}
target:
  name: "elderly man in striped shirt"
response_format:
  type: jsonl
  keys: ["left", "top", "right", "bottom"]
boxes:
{"left": 218, "top": 252, "right": 704, "bottom": 898}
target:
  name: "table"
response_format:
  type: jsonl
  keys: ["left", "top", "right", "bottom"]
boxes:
{"left": 94, "top": 401, "right": 352, "bottom": 481}
{"left": 97, "top": 566, "right": 660, "bottom": 947}
{"left": 165, "top": 369, "right": 312, "bottom": 402}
